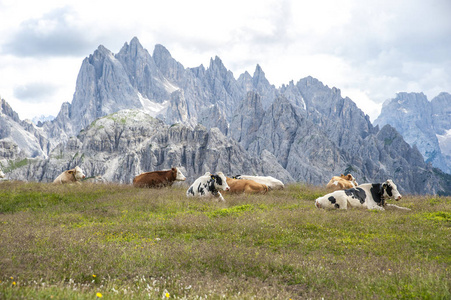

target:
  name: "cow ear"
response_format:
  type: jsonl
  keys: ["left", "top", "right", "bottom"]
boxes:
{"left": 382, "top": 183, "right": 387, "bottom": 189}
{"left": 68, "top": 170, "right": 75, "bottom": 174}
{"left": 211, "top": 175, "right": 215, "bottom": 179}
{"left": 341, "top": 173, "right": 344, "bottom": 176}
{"left": 346, "top": 174, "right": 352, "bottom": 180}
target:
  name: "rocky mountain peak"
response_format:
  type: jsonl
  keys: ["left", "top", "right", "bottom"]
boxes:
{"left": 252, "top": 64, "right": 270, "bottom": 87}
{"left": 1, "top": 98, "right": 20, "bottom": 122}
{"left": 153, "top": 44, "right": 185, "bottom": 82}
{"left": 375, "top": 92, "right": 451, "bottom": 174}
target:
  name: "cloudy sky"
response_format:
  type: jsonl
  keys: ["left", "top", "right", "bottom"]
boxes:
{"left": 1, "top": 0, "right": 450, "bottom": 122}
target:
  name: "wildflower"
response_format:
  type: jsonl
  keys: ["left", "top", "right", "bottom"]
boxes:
{"left": 96, "top": 292, "right": 103, "bottom": 298}
{"left": 13, "top": 282, "right": 16, "bottom": 286}
{"left": 93, "top": 275, "right": 97, "bottom": 278}
{"left": 165, "top": 292, "right": 170, "bottom": 298}
{"left": 10, "top": 277, "right": 13, "bottom": 280}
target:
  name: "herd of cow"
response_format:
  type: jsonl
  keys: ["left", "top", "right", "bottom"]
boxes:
{"left": 0, "top": 166, "right": 410, "bottom": 211}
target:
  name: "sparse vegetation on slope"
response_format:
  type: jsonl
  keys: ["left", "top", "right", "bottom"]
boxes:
{"left": 0, "top": 182, "right": 449, "bottom": 299}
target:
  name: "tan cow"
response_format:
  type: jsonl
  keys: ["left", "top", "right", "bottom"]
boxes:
{"left": 53, "top": 166, "right": 86, "bottom": 184}
{"left": 326, "top": 174, "right": 358, "bottom": 191}
{"left": 223, "top": 177, "right": 268, "bottom": 194}
{"left": 133, "top": 167, "right": 186, "bottom": 188}
{"left": 232, "top": 175, "right": 284, "bottom": 190}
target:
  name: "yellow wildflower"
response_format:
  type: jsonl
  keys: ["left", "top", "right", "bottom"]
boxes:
{"left": 96, "top": 292, "right": 103, "bottom": 298}
{"left": 165, "top": 292, "right": 170, "bottom": 298}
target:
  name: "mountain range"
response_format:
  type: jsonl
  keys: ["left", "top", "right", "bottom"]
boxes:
{"left": 374, "top": 92, "right": 451, "bottom": 174}
{"left": 1, "top": 37, "right": 450, "bottom": 195}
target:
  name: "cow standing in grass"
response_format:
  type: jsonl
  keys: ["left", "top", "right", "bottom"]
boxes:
{"left": 315, "top": 179, "right": 410, "bottom": 211}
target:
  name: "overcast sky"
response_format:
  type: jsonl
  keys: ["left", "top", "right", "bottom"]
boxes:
{"left": 1, "top": 0, "right": 450, "bottom": 122}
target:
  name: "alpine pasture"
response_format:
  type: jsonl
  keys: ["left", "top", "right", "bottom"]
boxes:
{"left": 0, "top": 181, "right": 449, "bottom": 299}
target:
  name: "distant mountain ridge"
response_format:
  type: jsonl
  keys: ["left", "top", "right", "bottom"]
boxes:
{"left": 1, "top": 37, "right": 450, "bottom": 195}
{"left": 374, "top": 92, "right": 451, "bottom": 174}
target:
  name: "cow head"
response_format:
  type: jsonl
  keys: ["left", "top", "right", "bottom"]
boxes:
{"left": 173, "top": 167, "right": 186, "bottom": 181}
{"left": 211, "top": 172, "right": 230, "bottom": 191}
{"left": 382, "top": 179, "right": 402, "bottom": 201}
{"left": 342, "top": 173, "right": 358, "bottom": 187}
{"left": 73, "top": 166, "right": 86, "bottom": 181}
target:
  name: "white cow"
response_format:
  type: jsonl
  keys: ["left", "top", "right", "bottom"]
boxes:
{"left": 315, "top": 179, "right": 409, "bottom": 211}
{"left": 0, "top": 168, "right": 5, "bottom": 179}
{"left": 186, "top": 172, "right": 230, "bottom": 201}
{"left": 232, "top": 175, "right": 284, "bottom": 190}
{"left": 53, "top": 166, "right": 86, "bottom": 184}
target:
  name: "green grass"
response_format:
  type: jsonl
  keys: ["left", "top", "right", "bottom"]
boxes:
{"left": 0, "top": 181, "right": 449, "bottom": 299}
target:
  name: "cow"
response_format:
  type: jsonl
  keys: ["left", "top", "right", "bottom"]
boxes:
{"left": 186, "top": 172, "right": 230, "bottom": 201}
{"left": 326, "top": 173, "right": 358, "bottom": 191}
{"left": 0, "top": 168, "right": 5, "bottom": 179}
{"left": 223, "top": 177, "right": 268, "bottom": 194}
{"left": 315, "top": 179, "right": 409, "bottom": 211}
{"left": 232, "top": 175, "right": 284, "bottom": 190}
{"left": 133, "top": 167, "right": 186, "bottom": 188}
{"left": 53, "top": 166, "right": 86, "bottom": 184}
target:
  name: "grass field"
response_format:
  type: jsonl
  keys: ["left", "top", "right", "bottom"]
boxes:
{"left": 0, "top": 181, "right": 449, "bottom": 299}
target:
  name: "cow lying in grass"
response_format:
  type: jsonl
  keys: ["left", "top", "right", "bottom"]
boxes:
{"left": 315, "top": 179, "right": 410, "bottom": 211}
{"left": 223, "top": 177, "right": 268, "bottom": 194}
{"left": 326, "top": 173, "right": 358, "bottom": 191}
{"left": 133, "top": 167, "right": 186, "bottom": 188}
{"left": 53, "top": 166, "right": 86, "bottom": 184}
{"left": 232, "top": 175, "right": 284, "bottom": 190}
{"left": 186, "top": 172, "right": 230, "bottom": 201}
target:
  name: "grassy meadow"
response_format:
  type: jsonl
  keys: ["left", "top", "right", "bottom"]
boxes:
{"left": 0, "top": 181, "right": 449, "bottom": 299}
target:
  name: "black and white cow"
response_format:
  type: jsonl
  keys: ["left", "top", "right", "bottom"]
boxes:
{"left": 186, "top": 172, "right": 230, "bottom": 201}
{"left": 315, "top": 179, "right": 409, "bottom": 211}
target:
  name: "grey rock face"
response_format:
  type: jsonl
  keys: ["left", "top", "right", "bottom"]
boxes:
{"left": 374, "top": 92, "right": 451, "bottom": 173}
{"left": 229, "top": 90, "right": 446, "bottom": 194}
{"left": 10, "top": 110, "right": 291, "bottom": 184}
{"left": 0, "top": 99, "right": 49, "bottom": 163}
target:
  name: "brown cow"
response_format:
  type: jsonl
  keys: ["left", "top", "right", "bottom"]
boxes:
{"left": 223, "top": 177, "right": 268, "bottom": 194}
{"left": 326, "top": 173, "right": 358, "bottom": 191}
{"left": 133, "top": 167, "right": 186, "bottom": 188}
{"left": 53, "top": 166, "right": 86, "bottom": 184}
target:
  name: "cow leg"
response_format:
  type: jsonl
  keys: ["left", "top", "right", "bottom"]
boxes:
{"left": 385, "top": 204, "right": 411, "bottom": 211}
{"left": 217, "top": 192, "right": 225, "bottom": 202}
